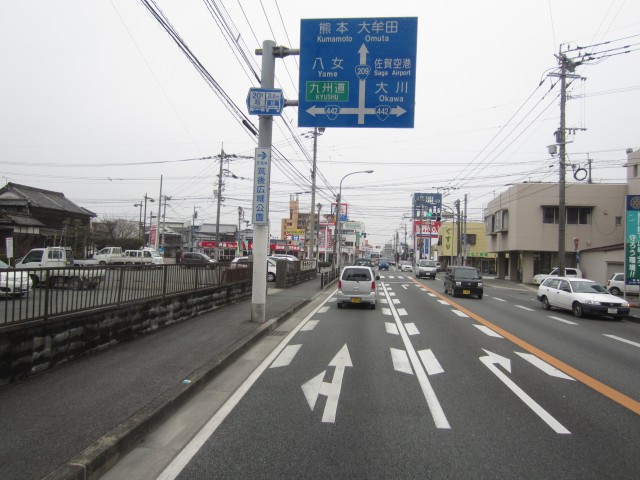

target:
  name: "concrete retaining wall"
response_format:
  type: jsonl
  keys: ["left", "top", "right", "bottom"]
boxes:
{"left": 0, "top": 282, "right": 252, "bottom": 386}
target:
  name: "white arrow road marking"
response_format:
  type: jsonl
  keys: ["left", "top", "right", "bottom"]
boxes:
{"left": 515, "top": 352, "right": 575, "bottom": 380}
{"left": 385, "top": 322, "right": 399, "bottom": 335}
{"left": 548, "top": 315, "right": 578, "bottom": 325}
{"left": 492, "top": 297, "right": 507, "bottom": 302}
{"left": 419, "top": 349, "right": 444, "bottom": 375}
{"left": 397, "top": 308, "right": 408, "bottom": 316}
{"left": 390, "top": 348, "right": 413, "bottom": 374}
{"left": 480, "top": 349, "right": 570, "bottom": 434}
{"left": 301, "top": 320, "right": 319, "bottom": 332}
{"left": 452, "top": 310, "right": 469, "bottom": 317}
{"left": 301, "top": 344, "right": 353, "bottom": 423}
{"left": 474, "top": 325, "right": 504, "bottom": 338}
{"left": 318, "top": 306, "right": 330, "bottom": 313}
{"left": 381, "top": 283, "right": 451, "bottom": 429}
{"left": 404, "top": 322, "right": 420, "bottom": 335}
{"left": 515, "top": 305, "right": 535, "bottom": 311}
{"left": 157, "top": 290, "right": 338, "bottom": 480}
{"left": 603, "top": 334, "right": 640, "bottom": 349}
{"left": 270, "top": 344, "right": 302, "bottom": 368}
{"left": 382, "top": 308, "right": 392, "bottom": 316}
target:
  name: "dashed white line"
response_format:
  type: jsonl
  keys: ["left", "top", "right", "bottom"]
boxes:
{"left": 404, "top": 322, "right": 420, "bottom": 335}
{"left": 318, "top": 306, "right": 330, "bottom": 313}
{"left": 473, "top": 324, "right": 503, "bottom": 338}
{"left": 300, "top": 320, "right": 319, "bottom": 332}
{"left": 603, "top": 334, "right": 640, "bottom": 349}
{"left": 397, "top": 308, "right": 408, "bottom": 316}
{"left": 548, "top": 315, "right": 579, "bottom": 325}
{"left": 492, "top": 297, "right": 507, "bottom": 302}
{"left": 390, "top": 348, "right": 413, "bottom": 374}
{"left": 418, "top": 349, "right": 444, "bottom": 375}
{"left": 452, "top": 310, "right": 469, "bottom": 317}
{"left": 515, "top": 305, "right": 535, "bottom": 311}
{"left": 270, "top": 344, "right": 302, "bottom": 368}
{"left": 385, "top": 322, "right": 399, "bottom": 335}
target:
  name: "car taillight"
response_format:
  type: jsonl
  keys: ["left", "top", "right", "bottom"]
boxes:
{"left": 338, "top": 280, "right": 342, "bottom": 289}
{"left": 371, "top": 281, "right": 375, "bottom": 292}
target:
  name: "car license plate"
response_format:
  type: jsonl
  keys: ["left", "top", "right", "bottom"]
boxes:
{"left": 608, "top": 307, "right": 618, "bottom": 314}
{"left": 463, "top": 289, "right": 471, "bottom": 295}
{"left": 351, "top": 297, "right": 361, "bottom": 303}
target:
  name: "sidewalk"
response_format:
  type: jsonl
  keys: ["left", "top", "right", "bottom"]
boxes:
{"left": 0, "top": 276, "right": 330, "bottom": 480}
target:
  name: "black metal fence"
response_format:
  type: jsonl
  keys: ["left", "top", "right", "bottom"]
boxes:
{"left": 0, "top": 264, "right": 251, "bottom": 325}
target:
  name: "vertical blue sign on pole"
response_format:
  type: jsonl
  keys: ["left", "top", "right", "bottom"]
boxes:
{"left": 299, "top": 17, "right": 418, "bottom": 128}
{"left": 625, "top": 195, "right": 640, "bottom": 285}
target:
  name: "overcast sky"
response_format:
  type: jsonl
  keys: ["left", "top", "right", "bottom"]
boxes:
{"left": 1, "top": 0, "right": 639, "bottom": 249}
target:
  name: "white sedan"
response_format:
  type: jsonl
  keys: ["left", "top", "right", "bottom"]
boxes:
{"left": 536, "top": 276, "right": 629, "bottom": 320}
{"left": 399, "top": 261, "right": 413, "bottom": 272}
{"left": 0, "top": 259, "right": 33, "bottom": 298}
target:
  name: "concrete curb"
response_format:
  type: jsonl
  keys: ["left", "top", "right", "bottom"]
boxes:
{"left": 42, "top": 293, "right": 320, "bottom": 480}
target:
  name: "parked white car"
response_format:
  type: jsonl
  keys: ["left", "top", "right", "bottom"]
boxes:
{"left": 536, "top": 276, "right": 629, "bottom": 320}
{"left": 532, "top": 267, "right": 582, "bottom": 285}
{"left": 0, "top": 259, "right": 33, "bottom": 297}
{"left": 606, "top": 272, "right": 640, "bottom": 296}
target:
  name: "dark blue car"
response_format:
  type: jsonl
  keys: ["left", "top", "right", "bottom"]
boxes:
{"left": 379, "top": 258, "right": 390, "bottom": 270}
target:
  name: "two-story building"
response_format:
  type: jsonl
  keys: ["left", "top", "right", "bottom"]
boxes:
{"left": 484, "top": 148, "right": 640, "bottom": 284}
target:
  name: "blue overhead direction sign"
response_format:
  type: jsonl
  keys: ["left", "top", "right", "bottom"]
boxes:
{"left": 299, "top": 17, "right": 418, "bottom": 128}
{"left": 247, "top": 88, "right": 284, "bottom": 116}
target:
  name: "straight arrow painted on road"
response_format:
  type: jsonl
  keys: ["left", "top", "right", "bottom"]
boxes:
{"left": 301, "top": 344, "right": 353, "bottom": 423}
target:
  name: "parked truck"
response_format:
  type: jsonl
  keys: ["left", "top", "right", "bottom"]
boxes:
{"left": 15, "top": 247, "right": 106, "bottom": 289}
{"left": 91, "top": 246, "right": 164, "bottom": 266}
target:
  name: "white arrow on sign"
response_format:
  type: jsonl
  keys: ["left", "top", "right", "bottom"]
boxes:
{"left": 301, "top": 344, "right": 352, "bottom": 423}
{"left": 480, "top": 349, "right": 570, "bottom": 434}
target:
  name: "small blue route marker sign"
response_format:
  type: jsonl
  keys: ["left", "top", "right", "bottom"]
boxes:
{"left": 299, "top": 17, "right": 418, "bottom": 128}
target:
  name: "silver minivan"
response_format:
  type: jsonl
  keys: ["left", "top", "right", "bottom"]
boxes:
{"left": 336, "top": 266, "right": 379, "bottom": 309}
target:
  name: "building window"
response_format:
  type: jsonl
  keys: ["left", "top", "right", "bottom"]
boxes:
{"left": 566, "top": 207, "right": 591, "bottom": 225}
{"left": 616, "top": 216, "right": 622, "bottom": 226}
{"left": 542, "top": 207, "right": 559, "bottom": 224}
{"left": 485, "top": 215, "right": 495, "bottom": 234}
{"left": 635, "top": 164, "right": 638, "bottom": 178}
{"left": 502, "top": 210, "right": 509, "bottom": 230}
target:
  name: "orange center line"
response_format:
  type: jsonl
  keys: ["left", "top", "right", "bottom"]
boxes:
{"left": 412, "top": 278, "right": 640, "bottom": 415}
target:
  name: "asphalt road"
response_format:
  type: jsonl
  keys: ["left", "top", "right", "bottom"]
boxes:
{"left": 104, "top": 269, "right": 640, "bottom": 480}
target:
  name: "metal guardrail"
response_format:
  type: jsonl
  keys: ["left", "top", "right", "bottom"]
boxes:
{"left": 320, "top": 268, "right": 340, "bottom": 289}
{"left": 0, "top": 264, "right": 251, "bottom": 325}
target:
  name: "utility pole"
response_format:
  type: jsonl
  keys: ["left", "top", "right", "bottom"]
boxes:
{"left": 308, "top": 127, "right": 324, "bottom": 260}
{"left": 161, "top": 194, "right": 171, "bottom": 249}
{"left": 191, "top": 206, "right": 198, "bottom": 251}
{"left": 215, "top": 147, "right": 225, "bottom": 262}
{"left": 155, "top": 175, "right": 163, "bottom": 252}
{"left": 557, "top": 51, "right": 569, "bottom": 278}
{"left": 463, "top": 194, "right": 468, "bottom": 266}
{"left": 455, "top": 199, "right": 461, "bottom": 265}
{"left": 251, "top": 41, "right": 299, "bottom": 323}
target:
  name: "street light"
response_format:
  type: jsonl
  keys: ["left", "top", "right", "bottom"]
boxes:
{"left": 334, "top": 170, "right": 374, "bottom": 268}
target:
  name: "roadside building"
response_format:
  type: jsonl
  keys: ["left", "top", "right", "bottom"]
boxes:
{"left": 0, "top": 182, "right": 95, "bottom": 258}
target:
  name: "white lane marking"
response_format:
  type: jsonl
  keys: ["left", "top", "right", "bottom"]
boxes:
{"left": 270, "top": 344, "right": 302, "bottom": 368}
{"left": 402, "top": 284, "right": 409, "bottom": 290}
{"left": 404, "top": 322, "right": 420, "bottom": 335}
{"left": 380, "top": 298, "right": 389, "bottom": 304}
{"left": 318, "top": 306, "right": 330, "bottom": 313}
{"left": 388, "top": 291, "right": 396, "bottom": 296}
{"left": 548, "top": 315, "right": 579, "bottom": 325}
{"left": 427, "top": 292, "right": 437, "bottom": 297}
{"left": 301, "top": 320, "right": 319, "bottom": 332}
{"left": 419, "top": 349, "right": 444, "bottom": 375}
{"left": 437, "top": 299, "right": 449, "bottom": 305}
{"left": 492, "top": 297, "right": 507, "bottom": 302}
{"left": 515, "top": 305, "right": 535, "bottom": 311}
{"left": 473, "top": 325, "right": 504, "bottom": 338}
{"left": 480, "top": 350, "right": 570, "bottom": 435}
{"left": 452, "top": 310, "right": 469, "bottom": 317}
{"left": 157, "top": 289, "right": 339, "bottom": 480}
{"left": 390, "top": 348, "right": 413, "bottom": 374}
{"left": 328, "top": 297, "right": 336, "bottom": 303}
{"left": 397, "top": 308, "right": 408, "bottom": 316}
{"left": 382, "top": 308, "right": 392, "bottom": 316}
{"left": 385, "top": 322, "right": 399, "bottom": 335}
{"left": 381, "top": 284, "right": 451, "bottom": 429}
{"left": 603, "top": 334, "right": 640, "bottom": 349}
{"left": 515, "top": 352, "right": 575, "bottom": 380}
{"left": 392, "top": 298, "right": 401, "bottom": 304}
